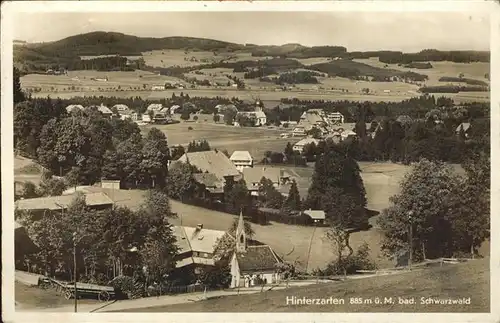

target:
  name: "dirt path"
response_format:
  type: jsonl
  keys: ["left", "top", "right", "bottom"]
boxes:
{"left": 21, "top": 272, "right": 419, "bottom": 313}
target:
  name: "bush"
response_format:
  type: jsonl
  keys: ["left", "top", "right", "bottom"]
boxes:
{"left": 108, "top": 275, "right": 135, "bottom": 299}
{"left": 188, "top": 126, "right": 193, "bottom": 131}
{"left": 315, "top": 242, "right": 378, "bottom": 276}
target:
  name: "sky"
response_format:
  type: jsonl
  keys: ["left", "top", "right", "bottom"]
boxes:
{"left": 13, "top": 11, "right": 490, "bottom": 52}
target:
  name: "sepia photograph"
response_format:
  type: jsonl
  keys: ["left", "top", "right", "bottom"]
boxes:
{"left": 1, "top": 1, "right": 498, "bottom": 322}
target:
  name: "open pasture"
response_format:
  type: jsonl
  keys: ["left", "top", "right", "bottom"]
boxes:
{"left": 21, "top": 70, "right": 184, "bottom": 93}
{"left": 141, "top": 121, "right": 292, "bottom": 158}
{"left": 354, "top": 58, "right": 490, "bottom": 86}
{"left": 141, "top": 49, "right": 267, "bottom": 68}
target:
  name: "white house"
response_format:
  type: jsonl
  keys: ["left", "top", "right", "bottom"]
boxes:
{"left": 326, "top": 112, "right": 344, "bottom": 124}
{"left": 151, "top": 85, "right": 165, "bottom": 91}
{"left": 291, "top": 126, "right": 307, "bottom": 137}
{"left": 292, "top": 138, "right": 321, "bottom": 153}
{"left": 146, "top": 103, "right": 163, "bottom": 112}
{"left": 253, "top": 107, "right": 267, "bottom": 126}
{"left": 236, "top": 107, "right": 267, "bottom": 127}
{"left": 230, "top": 212, "right": 282, "bottom": 288}
{"left": 141, "top": 114, "right": 152, "bottom": 123}
{"left": 230, "top": 151, "right": 254, "bottom": 172}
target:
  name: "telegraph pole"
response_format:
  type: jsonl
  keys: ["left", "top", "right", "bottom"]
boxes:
{"left": 73, "top": 232, "right": 78, "bottom": 312}
{"left": 408, "top": 211, "right": 413, "bottom": 271}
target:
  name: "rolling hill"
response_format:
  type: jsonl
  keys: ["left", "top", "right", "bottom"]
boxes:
{"left": 19, "top": 31, "right": 243, "bottom": 57}
{"left": 14, "top": 31, "right": 490, "bottom": 78}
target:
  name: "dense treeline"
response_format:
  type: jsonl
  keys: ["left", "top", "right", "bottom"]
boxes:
{"left": 289, "top": 101, "right": 489, "bottom": 165}
{"left": 70, "top": 56, "right": 146, "bottom": 71}
{"left": 419, "top": 85, "right": 489, "bottom": 93}
{"left": 279, "top": 95, "right": 489, "bottom": 122}
{"left": 438, "top": 76, "right": 489, "bottom": 86}
{"left": 243, "top": 66, "right": 278, "bottom": 79}
{"left": 14, "top": 97, "right": 170, "bottom": 188}
{"left": 251, "top": 45, "right": 347, "bottom": 58}
{"left": 378, "top": 49, "right": 490, "bottom": 64}
{"left": 309, "top": 60, "right": 428, "bottom": 82}
{"left": 403, "top": 62, "right": 433, "bottom": 69}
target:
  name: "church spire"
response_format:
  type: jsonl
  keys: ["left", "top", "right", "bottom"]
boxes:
{"left": 235, "top": 208, "right": 247, "bottom": 253}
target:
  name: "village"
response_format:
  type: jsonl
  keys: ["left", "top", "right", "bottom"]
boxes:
{"left": 8, "top": 7, "right": 492, "bottom": 316}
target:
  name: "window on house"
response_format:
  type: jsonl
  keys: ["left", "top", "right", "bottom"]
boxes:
{"left": 240, "top": 234, "right": 244, "bottom": 243}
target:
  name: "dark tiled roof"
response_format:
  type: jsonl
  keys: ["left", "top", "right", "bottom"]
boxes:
{"left": 193, "top": 173, "right": 222, "bottom": 188}
{"left": 236, "top": 245, "right": 281, "bottom": 272}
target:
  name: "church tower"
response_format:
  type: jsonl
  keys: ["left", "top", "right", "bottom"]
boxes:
{"left": 235, "top": 209, "right": 247, "bottom": 253}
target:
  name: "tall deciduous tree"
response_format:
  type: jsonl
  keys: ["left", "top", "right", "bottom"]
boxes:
{"left": 102, "top": 133, "right": 144, "bottom": 187}
{"left": 141, "top": 128, "right": 170, "bottom": 188}
{"left": 166, "top": 161, "right": 198, "bottom": 201}
{"left": 377, "top": 159, "right": 462, "bottom": 261}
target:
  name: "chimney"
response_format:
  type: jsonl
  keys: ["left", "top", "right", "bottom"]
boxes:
{"left": 196, "top": 224, "right": 203, "bottom": 230}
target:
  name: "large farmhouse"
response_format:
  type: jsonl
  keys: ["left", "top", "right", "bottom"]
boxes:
{"left": 172, "top": 224, "right": 227, "bottom": 271}
{"left": 173, "top": 150, "right": 242, "bottom": 184}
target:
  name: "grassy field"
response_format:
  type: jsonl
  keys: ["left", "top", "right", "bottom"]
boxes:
{"left": 354, "top": 58, "right": 490, "bottom": 86}
{"left": 140, "top": 122, "right": 293, "bottom": 159}
{"left": 21, "top": 70, "right": 184, "bottom": 93}
{"left": 22, "top": 52, "right": 490, "bottom": 104}
{"left": 141, "top": 49, "right": 267, "bottom": 68}
{"left": 125, "top": 258, "right": 489, "bottom": 313}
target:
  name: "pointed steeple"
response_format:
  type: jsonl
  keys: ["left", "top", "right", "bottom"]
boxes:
{"left": 235, "top": 208, "right": 247, "bottom": 253}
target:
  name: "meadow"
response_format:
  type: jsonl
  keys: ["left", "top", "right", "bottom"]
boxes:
{"left": 21, "top": 47, "right": 490, "bottom": 104}
{"left": 130, "top": 258, "right": 490, "bottom": 312}
{"left": 141, "top": 121, "right": 293, "bottom": 159}
{"left": 20, "top": 70, "right": 184, "bottom": 93}
{"left": 141, "top": 49, "right": 270, "bottom": 68}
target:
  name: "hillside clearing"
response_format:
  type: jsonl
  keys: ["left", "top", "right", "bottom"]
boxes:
{"left": 120, "top": 258, "right": 490, "bottom": 313}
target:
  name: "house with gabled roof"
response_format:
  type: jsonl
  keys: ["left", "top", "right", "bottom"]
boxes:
{"left": 230, "top": 212, "right": 283, "bottom": 288}
{"left": 292, "top": 137, "right": 321, "bottom": 153}
{"left": 173, "top": 150, "right": 242, "bottom": 184}
{"left": 303, "top": 209, "right": 326, "bottom": 225}
{"left": 192, "top": 173, "right": 225, "bottom": 199}
{"left": 242, "top": 166, "right": 290, "bottom": 197}
{"left": 16, "top": 192, "right": 114, "bottom": 213}
{"left": 172, "top": 224, "right": 228, "bottom": 270}
{"left": 230, "top": 151, "right": 253, "bottom": 171}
